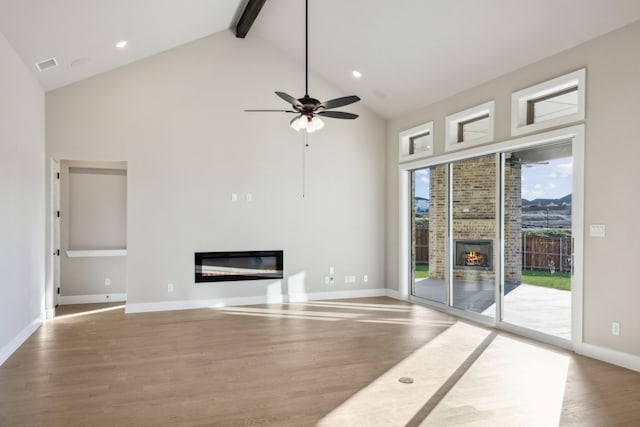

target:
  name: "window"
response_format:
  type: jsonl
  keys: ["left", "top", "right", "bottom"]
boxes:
{"left": 457, "top": 114, "right": 490, "bottom": 143}
{"left": 409, "top": 132, "right": 431, "bottom": 155}
{"left": 445, "top": 101, "right": 495, "bottom": 151}
{"left": 526, "top": 86, "right": 578, "bottom": 125}
{"left": 399, "top": 121, "right": 433, "bottom": 162}
{"left": 511, "top": 68, "right": 585, "bottom": 135}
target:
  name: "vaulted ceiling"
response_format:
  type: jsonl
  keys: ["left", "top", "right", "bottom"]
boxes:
{"left": 2, "top": 0, "right": 640, "bottom": 119}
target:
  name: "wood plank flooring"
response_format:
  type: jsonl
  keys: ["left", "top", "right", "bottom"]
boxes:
{"left": 1, "top": 297, "right": 639, "bottom": 426}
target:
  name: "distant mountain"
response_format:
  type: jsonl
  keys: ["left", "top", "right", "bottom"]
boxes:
{"left": 522, "top": 194, "right": 571, "bottom": 207}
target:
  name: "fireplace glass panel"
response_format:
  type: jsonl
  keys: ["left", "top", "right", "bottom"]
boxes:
{"left": 454, "top": 240, "right": 492, "bottom": 269}
{"left": 195, "top": 250, "right": 283, "bottom": 283}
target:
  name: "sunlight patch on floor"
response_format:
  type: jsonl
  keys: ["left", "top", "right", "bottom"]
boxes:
{"left": 422, "top": 334, "right": 569, "bottom": 426}
{"left": 218, "top": 310, "right": 341, "bottom": 322}
{"left": 318, "top": 322, "right": 491, "bottom": 426}
{"left": 218, "top": 306, "right": 361, "bottom": 320}
{"left": 358, "top": 318, "right": 455, "bottom": 327}
{"left": 52, "top": 304, "right": 126, "bottom": 320}
{"left": 287, "top": 301, "right": 412, "bottom": 312}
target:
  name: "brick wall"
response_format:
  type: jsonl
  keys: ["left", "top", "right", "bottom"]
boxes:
{"left": 426, "top": 155, "right": 522, "bottom": 283}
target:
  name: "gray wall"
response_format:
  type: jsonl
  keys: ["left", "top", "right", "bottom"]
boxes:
{"left": 46, "top": 30, "right": 386, "bottom": 307}
{"left": 0, "top": 31, "right": 45, "bottom": 358}
{"left": 386, "top": 21, "right": 640, "bottom": 357}
{"left": 59, "top": 161, "right": 127, "bottom": 297}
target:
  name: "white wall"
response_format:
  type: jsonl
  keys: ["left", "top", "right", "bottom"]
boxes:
{"left": 46, "top": 30, "right": 386, "bottom": 310}
{"left": 386, "top": 21, "right": 640, "bottom": 359}
{"left": 0, "top": 31, "right": 45, "bottom": 364}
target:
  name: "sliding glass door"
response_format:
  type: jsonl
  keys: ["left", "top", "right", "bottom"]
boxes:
{"left": 410, "top": 155, "right": 498, "bottom": 318}
{"left": 450, "top": 155, "right": 497, "bottom": 318}
{"left": 409, "top": 137, "right": 578, "bottom": 342}
{"left": 501, "top": 142, "right": 572, "bottom": 339}
{"left": 410, "top": 165, "right": 447, "bottom": 304}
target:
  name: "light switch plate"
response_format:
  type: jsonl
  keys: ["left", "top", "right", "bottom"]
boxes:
{"left": 590, "top": 224, "right": 606, "bottom": 237}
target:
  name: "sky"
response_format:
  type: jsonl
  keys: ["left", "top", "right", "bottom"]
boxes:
{"left": 414, "top": 156, "right": 572, "bottom": 201}
{"left": 521, "top": 157, "right": 572, "bottom": 200}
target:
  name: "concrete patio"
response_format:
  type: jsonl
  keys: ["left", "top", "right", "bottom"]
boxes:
{"left": 414, "top": 278, "right": 571, "bottom": 339}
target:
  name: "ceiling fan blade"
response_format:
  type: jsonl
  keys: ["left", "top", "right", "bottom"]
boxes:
{"left": 245, "top": 109, "right": 298, "bottom": 113}
{"left": 317, "top": 111, "right": 359, "bottom": 120}
{"left": 321, "top": 95, "right": 360, "bottom": 110}
{"left": 275, "top": 92, "right": 303, "bottom": 108}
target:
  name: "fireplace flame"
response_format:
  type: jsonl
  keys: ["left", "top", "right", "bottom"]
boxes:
{"left": 464, "top": 251, "right": 486, "bottom": 266}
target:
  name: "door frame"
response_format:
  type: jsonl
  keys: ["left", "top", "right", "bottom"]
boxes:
{"left": 398, "top": 124, "right": 584, "bottom": 350}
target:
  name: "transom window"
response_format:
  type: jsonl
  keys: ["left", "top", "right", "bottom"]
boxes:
{"left": 399, "top": 121, "right": 434, "bottom": 162}
{"left": 511, "top": 68, "right": 585, "bottom": 136}
{"left": 445, "top": 101, "right": 495, "bottom": 151}
{"left": 526, "top": 86, "right": 578, "bottom": 125}
{"left": 457, "top": 114, "right": 490, "bottom": 143}
{"left": 410, "top": 132, "right": 431, "bottom": 155}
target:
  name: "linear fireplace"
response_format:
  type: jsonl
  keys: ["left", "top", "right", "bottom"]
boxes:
{"left": 454, "top": 240, "right": 493, "bottom": 269}
{"left": 195, "top": 250, "right": 283, "bottom": 283}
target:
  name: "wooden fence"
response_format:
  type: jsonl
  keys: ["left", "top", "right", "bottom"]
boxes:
{"left": 414, "top": 226, "right": 571, "bottom": 273}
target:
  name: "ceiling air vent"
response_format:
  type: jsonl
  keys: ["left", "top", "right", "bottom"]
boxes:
{"left": 36, "top": 57, "right": 58, "bottom": 72}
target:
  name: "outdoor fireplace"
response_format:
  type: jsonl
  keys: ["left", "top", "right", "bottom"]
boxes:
{"left": 454, "top": 240, "right": 493, "bottom": 269}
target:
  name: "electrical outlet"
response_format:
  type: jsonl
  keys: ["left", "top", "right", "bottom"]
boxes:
{"left": 364, "top": 275, "right": 369, "bottom": 283}
{"left": 328, "top": 276, "right": 335, "bottom": 284}
{"left": 168, "top": 283, "right": 174, "bottom": 293}
{"left": 105, "top": 277, "right": 111, "bottom": 286}
{"left": 612, "top": 322, "right": 620, "bottom": 336}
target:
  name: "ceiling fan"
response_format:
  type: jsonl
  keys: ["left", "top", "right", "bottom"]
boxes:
{"left": 506, "top": 156, "right": 550, "bottom": 169}
{"left": 245, "top": 0, "right": 360, "bottom": 133}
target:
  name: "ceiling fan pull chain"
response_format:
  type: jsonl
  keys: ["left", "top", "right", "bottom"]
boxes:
{"left": 302, "top": 132, "right": 308, "bottom": 198}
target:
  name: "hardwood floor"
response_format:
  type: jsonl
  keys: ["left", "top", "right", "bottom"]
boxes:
{"left": 1, "top": 297, "right": 639, "bottom": 426}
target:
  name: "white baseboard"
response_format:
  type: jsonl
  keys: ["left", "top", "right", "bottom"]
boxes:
{"left": 126, "top": 288, "right": 389, "bottom": 314}
{"left": 58, "top": 293, "right": 127, "bottom": 305}
{"left": 287, "top": 288, "right": 388, "bottom": 302}
{"left": 580, "top": 342, "right": 640, "bottom": 373}
{"left": 384, "top": 288, "right": 403, "bottom": 300}
{"left": 0, "top": 316, "right": 42, "bottom": 366}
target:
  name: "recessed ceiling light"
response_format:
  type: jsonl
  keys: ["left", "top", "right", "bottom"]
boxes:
{"left": 116, "top": 40, "right": 128, "bottom": 49}
{"left": 352, "top": 70, "right": 362, "bottom": 79}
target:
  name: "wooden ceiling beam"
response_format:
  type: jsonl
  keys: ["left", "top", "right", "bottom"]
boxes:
{"left": 235, "top": 0, "right": 267, "bottom": 39}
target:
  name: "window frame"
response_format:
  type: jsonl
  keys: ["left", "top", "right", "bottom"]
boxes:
{"left": 511, "top": 68, "right": 585, "bottom": 136}
{"left": 399, "top": 121, "right": 434, "bottom": 162}
{"left": 445, "top": 100, "right": 495, "bottom": 152}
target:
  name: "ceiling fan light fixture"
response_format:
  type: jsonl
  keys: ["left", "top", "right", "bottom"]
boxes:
{"left": 290, "top": 115, "right": 306, "bottom": 131}
{"left": 306, "top": 116, "right": 324, "bottom": 133}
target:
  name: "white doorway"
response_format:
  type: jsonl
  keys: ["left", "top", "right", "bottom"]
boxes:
{"left": 53, "top": 160, "right": 128, "bottom": 311}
